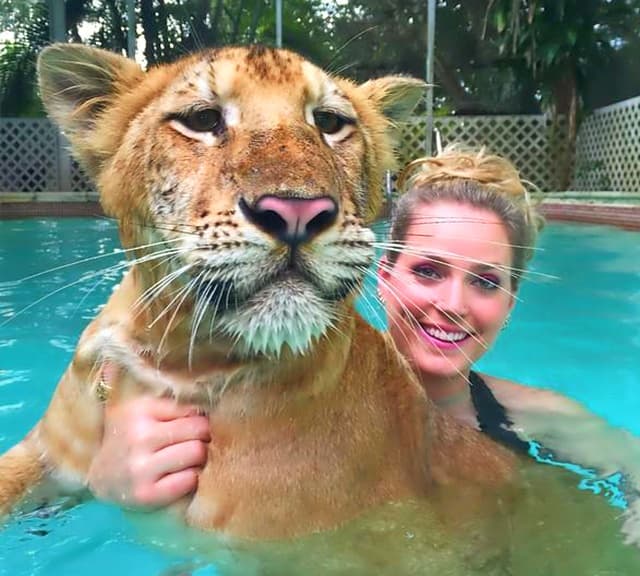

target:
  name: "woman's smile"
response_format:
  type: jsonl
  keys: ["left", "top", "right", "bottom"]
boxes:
{"left": 418, "top": 322, "right": 472, "bottom": 350}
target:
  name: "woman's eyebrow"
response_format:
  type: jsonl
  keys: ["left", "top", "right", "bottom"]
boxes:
{"left": 414, "top": 254, "right": 449, "bottom": 265}
{"left": 471, "top": 262, "right": 508, "bottom": 273}
{"left": 417, "top": 254, "right": 504, "bottom": 270}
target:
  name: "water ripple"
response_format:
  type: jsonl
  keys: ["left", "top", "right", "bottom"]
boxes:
{"left": 0, "top": 370, "right": 30, "bottom": 387}
{"left": 49, "top": 338, "right": 77, "bottom": 353}
{"left": 0, "top": 401, "right": 25, "bottom": 414}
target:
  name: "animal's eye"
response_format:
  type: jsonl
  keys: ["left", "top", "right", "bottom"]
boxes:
{"left": 179, "top": 108, "right": 223, "bottom": 134}
{"left": 313, "top": 110, "right": 353, "bottom": 135}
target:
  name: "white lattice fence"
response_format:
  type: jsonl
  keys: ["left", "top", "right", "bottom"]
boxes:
{"left": 574, "top": 96, "right": 640, "bottom": 192}
{"left": 0, "top": 118, "right": 93, "bottom": 193}
{"left": 0, "top": 118, "right": 59, "bottom": 192}
{"left": 69, "top": 157, "right": 93, "bottom": 192}
{"left": 399, "top": 115, "right": 568, "bottom": 191}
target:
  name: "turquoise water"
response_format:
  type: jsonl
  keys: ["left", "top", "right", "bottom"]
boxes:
{"left": 0, "top": 218, "right": 639, "bottom": 574}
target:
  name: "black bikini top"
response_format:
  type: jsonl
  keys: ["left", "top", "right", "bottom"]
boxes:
{"left": 468, "top": 370, "right": 531, "bottom": 454}
{"left": 468, "top": 371, "right": 630, "bottom": 509}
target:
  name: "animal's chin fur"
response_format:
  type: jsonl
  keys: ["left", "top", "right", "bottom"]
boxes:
{"left": 218, "top": 277, "right": 339, "bottom": 358}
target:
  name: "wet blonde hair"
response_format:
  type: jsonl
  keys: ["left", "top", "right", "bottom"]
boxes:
{"left": 389, "top": 146, "right": 544, "bottom": 291}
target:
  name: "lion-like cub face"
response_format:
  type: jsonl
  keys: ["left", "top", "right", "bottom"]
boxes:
{"left": 38, "top": 44, "right": 423, "bottom": 358}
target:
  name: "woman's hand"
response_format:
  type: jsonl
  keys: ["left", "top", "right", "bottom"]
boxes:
{"left": 87, "top": 396, "right": 211, "bottom": 508}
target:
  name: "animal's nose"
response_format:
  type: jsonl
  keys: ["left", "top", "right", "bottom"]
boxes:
{"left": 240, "top": 195, "right": 338, "bottom": 245}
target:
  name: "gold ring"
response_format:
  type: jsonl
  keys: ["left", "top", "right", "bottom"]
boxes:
{"left": 95, "top": 373, "right": 112, "bottom": 402}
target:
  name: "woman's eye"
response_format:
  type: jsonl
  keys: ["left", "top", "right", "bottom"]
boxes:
{"left": 474, "top": 275, "right": 501, "bottom": 290}
{"left": 313, "top": 110, "right": 352, "bottom": 135}
{"left": 179, "top": 108, "right": 223, "bottom": 133}
{"left": 413, "top": 265, "right": 440, "bottom": 280}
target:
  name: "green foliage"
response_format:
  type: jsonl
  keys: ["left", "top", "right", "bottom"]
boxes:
{"left": 0, "top": 0, "right": 333, "bottom": 116}
{"left": 487, "top": 0, "right": 640, "bottom": 111}
{"left": 324, "top": 0, "right": 541, "bottom": 114}
{"left": 0, "top": 1, "right": 49, "bottom": 117}
{"left": 135, "top": 0, "right": 332, "bottom": 66}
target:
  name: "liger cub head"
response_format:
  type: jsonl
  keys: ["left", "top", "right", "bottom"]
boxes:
{"left": 38, "top": 44, "right": 423, "bottom": 358}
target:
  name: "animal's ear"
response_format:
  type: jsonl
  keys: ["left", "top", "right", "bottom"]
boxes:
{"left": 38, "top": 43, "right": 144, "bottom": 176}
{"left": 360, "top": 76, "right": 425, "bottom": 122}
{"left": 38, "top": 43, "right": 143, "bottom": 135}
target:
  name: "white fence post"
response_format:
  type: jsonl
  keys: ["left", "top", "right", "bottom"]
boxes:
{"left": 56, "top": 133, "right": 72, "bottom": 191}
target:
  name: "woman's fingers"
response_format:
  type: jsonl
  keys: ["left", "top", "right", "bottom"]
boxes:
{"left": 108, "top": 396, "right": 211, "bottom": 451}
{"left": 131, "top": 468, "right": 201, "bottom": 508}
{"left": 149, "top": 439, "right": 210, "bottom": 479}
{"left": 129, "top": 442, "right": 208, "bottom": 506}
{"left": 142, "top": 396, "right": 204, "bottom": 421}
{"left": 89, "top": 396, "right": 211, "bottom": 508}
{"left": 145, "top": 415, "right": 212, "bottom": 452}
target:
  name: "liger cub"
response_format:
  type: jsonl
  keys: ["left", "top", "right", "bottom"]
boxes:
{"left": 0, "top": 43, "right": 515, "bottom": 539}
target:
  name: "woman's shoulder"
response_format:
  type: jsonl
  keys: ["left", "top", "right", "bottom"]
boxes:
{"left": 479, "top": 373, "right": 586, "bottom": 416}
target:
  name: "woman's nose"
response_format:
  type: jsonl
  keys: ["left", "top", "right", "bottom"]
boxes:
{"left": 435, "top": 279, "right": 469, "bottom": 316}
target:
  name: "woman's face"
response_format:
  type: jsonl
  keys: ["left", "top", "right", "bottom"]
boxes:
{"left": 378, "top": 200, "right": 515, "bottom": 379}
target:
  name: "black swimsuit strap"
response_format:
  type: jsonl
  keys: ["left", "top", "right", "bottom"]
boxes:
{"left": 469, "top": 374, "right": 630, "bottom": 509}
{"left": 468, "top": 371, "right": 531, "bottom": 454}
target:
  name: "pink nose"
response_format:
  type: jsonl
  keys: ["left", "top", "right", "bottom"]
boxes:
{"left": 241, "top": 195, "right": 338, "bottom": 245}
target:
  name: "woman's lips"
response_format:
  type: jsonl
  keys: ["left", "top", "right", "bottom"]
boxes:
{"left": 418, "top": 323, "right": 472, "bottom": 350}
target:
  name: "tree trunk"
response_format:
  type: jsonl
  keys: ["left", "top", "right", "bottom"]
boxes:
{"left": 105, "top": 0, "right": 127, "bottom": 54}
{"left": 156, "top": 0, "right": 171, "bottom": 58}
{"left": 247, "top": 0, "right": 266, "bottom": 44}
{"left": 140, "top": 0, "right": 158, "bottom": 65}
{"left": 551, "top": 67, "right": 579, "bottom": 190}
{"left": 434, "top": 56, "right": 483, "bottom": 114}
{"left": 230, "top": 0, "right": 247, "bottom": 44}
{"left": 210, "top": 0, "right": 225, "bottom": 44}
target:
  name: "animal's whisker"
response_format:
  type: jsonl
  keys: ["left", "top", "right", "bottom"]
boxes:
{"left": 78, "top": 247, "right": 189, "bottom": 320}
{"left": 373, "top": 240, "right": 555, "bottom": 281}
{"left": 125, "top": 249, "right": 191, "bottom": 311}
{"left": 0, "top": 246, "right": 183, "bottom": 328}
{"left": 352, "top": 268, "right": 388, "bottom": 329}
{"left": 391, "top": 214, "right": 543, "bottom": 232}
{"left": 97, "top": 215, "right": 201, "bottom": 238}
{"left": 374, "top": 261, "right": 489, "bottom": 351}
{"left": 323, "top": 304, "right": 351, "bottom": 344}
{"left": 208, "top": 287, "right": 224, "bottom": 343}
{"left": 375, "top": 232, "right": 545, "bottom": 253}
{"left": 137, "top": 263, "right": 195, "bottom": 321}
{"left": 376, "top": 244, "right": 521, "bottom": 303}
{"left": 9, "top": 237, "right": 184, "bottom": 284}
{"left": 189, "top": 272, "right": 212, "bottom": 368}
{"left": 324, "top": 25, "right": 379, "bottom": 73}
{"left": 72, "top": 266, "right": 119, "bottom": 317}
{"left": 156, "top": 274, "right": 199, "bottom": 360}
{"left": 375, "top": 270, "right": 476, "bottom": 383}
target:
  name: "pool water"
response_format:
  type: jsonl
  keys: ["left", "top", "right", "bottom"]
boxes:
{"left": 0, "top": 218, "right": 639, "bottom": 575}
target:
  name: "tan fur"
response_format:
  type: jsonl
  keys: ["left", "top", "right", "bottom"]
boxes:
{"left": 0, "top": 44, "right": 517, "bottom": 540}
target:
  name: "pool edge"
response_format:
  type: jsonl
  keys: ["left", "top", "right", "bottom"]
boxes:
{"left": 540, "top": 202, "right": 640, "bottom": 230}
{"left": 0, "top": 201, "right": 105, "bottom": 219}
